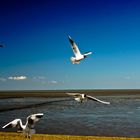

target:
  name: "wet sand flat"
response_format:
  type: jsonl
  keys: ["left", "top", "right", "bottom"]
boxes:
{"left": 1, "top": 90, "right": 140, "bottom": 137}
{"left": 0, "top": 89, "right": 140, "bottom": 98}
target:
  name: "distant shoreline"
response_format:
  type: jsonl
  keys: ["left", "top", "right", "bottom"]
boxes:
{"left": 0, "top": 89, "right": 140, "bottom": 98}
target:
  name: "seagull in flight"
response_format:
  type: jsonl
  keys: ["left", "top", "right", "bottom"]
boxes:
{"left": 66, "top": 93, "right": 110, "bottom": 104}
{"left": 68, "top": 35, "right": 92, "bottom": 64}
{"left": 2, "top": 113, "right": 44, "bottom": 138}
{"left": 0, "top": 44, "right": 3, "bottom": 48}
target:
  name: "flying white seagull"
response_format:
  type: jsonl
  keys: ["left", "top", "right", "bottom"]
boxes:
{"left": 0, "top": 44, "right": 3, "bottom": 48}
{"left": 68, "top": 35, "right": 92, "bottom": 64}
{"left": 66, "top": 93, "right": 110, "bottom": 104}
{"left": 2, "top": 113, "right": 44, "bottom": 138}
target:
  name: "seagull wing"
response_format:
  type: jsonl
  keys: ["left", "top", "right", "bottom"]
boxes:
{"left": 86, "top": 95, "right": 110, "bottom": 104}
{"left": 84, "top": 52, "right": 92, "bottom": 56}
{"left": 2, "top": 119, "right": 22, "bottom": 130}
{"left": 26, "top": 113, "right": 44, "bottom": 129}
{"left": 68, "top": 35, "right": 81, "bottom": 57}
{"left": 66, "top": 92, "right": 81, "bottom": 97}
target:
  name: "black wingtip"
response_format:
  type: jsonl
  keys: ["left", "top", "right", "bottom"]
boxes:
{"left": 68, "top": 35, "right": 74, "bottom": 45}
{"left": 37, "top": 114, "right": 44, "bottom": 118}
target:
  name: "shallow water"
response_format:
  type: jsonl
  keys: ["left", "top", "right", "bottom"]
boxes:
{"left": 0, "top": 94, "right": 140, "bottom": 137}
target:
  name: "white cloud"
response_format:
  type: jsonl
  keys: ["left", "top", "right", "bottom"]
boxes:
{"left": 8, "top": 76, "right": 27, "bottom": 80}
{"left": 0, "top": 77, "right": 7, "bottom": 82}
{"left": 33, "top": 76, "right": 47, "bottom": 80}
{"left": 50, "top": 80, "right": 58, "bottom": 84}
{"left": 124, "top": 76, "right": 131, "bottom": 80}
{"left": 33, "top": 76, "right": 63, "bottom": 85}
{"left": 32, "top": 76, "right": 48, "bottom": 85}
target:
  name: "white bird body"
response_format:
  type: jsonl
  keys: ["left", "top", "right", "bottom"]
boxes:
{"left": 68, "top": 35, "right": 92, "bottom": 64}
{"left": 75, "top": 97, "right": 81, "bottom": 102}
{"left": 2, "top": 113, "right": 44, "bottom": 138}
{"left": 66, "top": 93, "right": 110, "bottom": 104}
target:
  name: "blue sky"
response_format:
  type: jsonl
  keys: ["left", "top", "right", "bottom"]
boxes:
{"left": 0, "top": 0, "right": 140, "bottom": 90}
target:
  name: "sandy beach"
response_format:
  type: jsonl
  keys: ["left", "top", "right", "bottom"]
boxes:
{"left": 0, "top": 132, "right": 140, "bottom": 140}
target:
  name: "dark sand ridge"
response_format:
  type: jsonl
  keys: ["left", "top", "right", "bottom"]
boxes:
{"left": 0, "top": 98, "right": 71, "bottom": 113}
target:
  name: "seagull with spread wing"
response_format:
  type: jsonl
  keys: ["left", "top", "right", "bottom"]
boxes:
{"left": 2, "top": 113, "right": 44, "bottom": 138}
{"left": 66, "top": 93, "right": 110, "bottom": 104}
{"left": 68, "top": 35, "right": 92, "bottom": 64}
